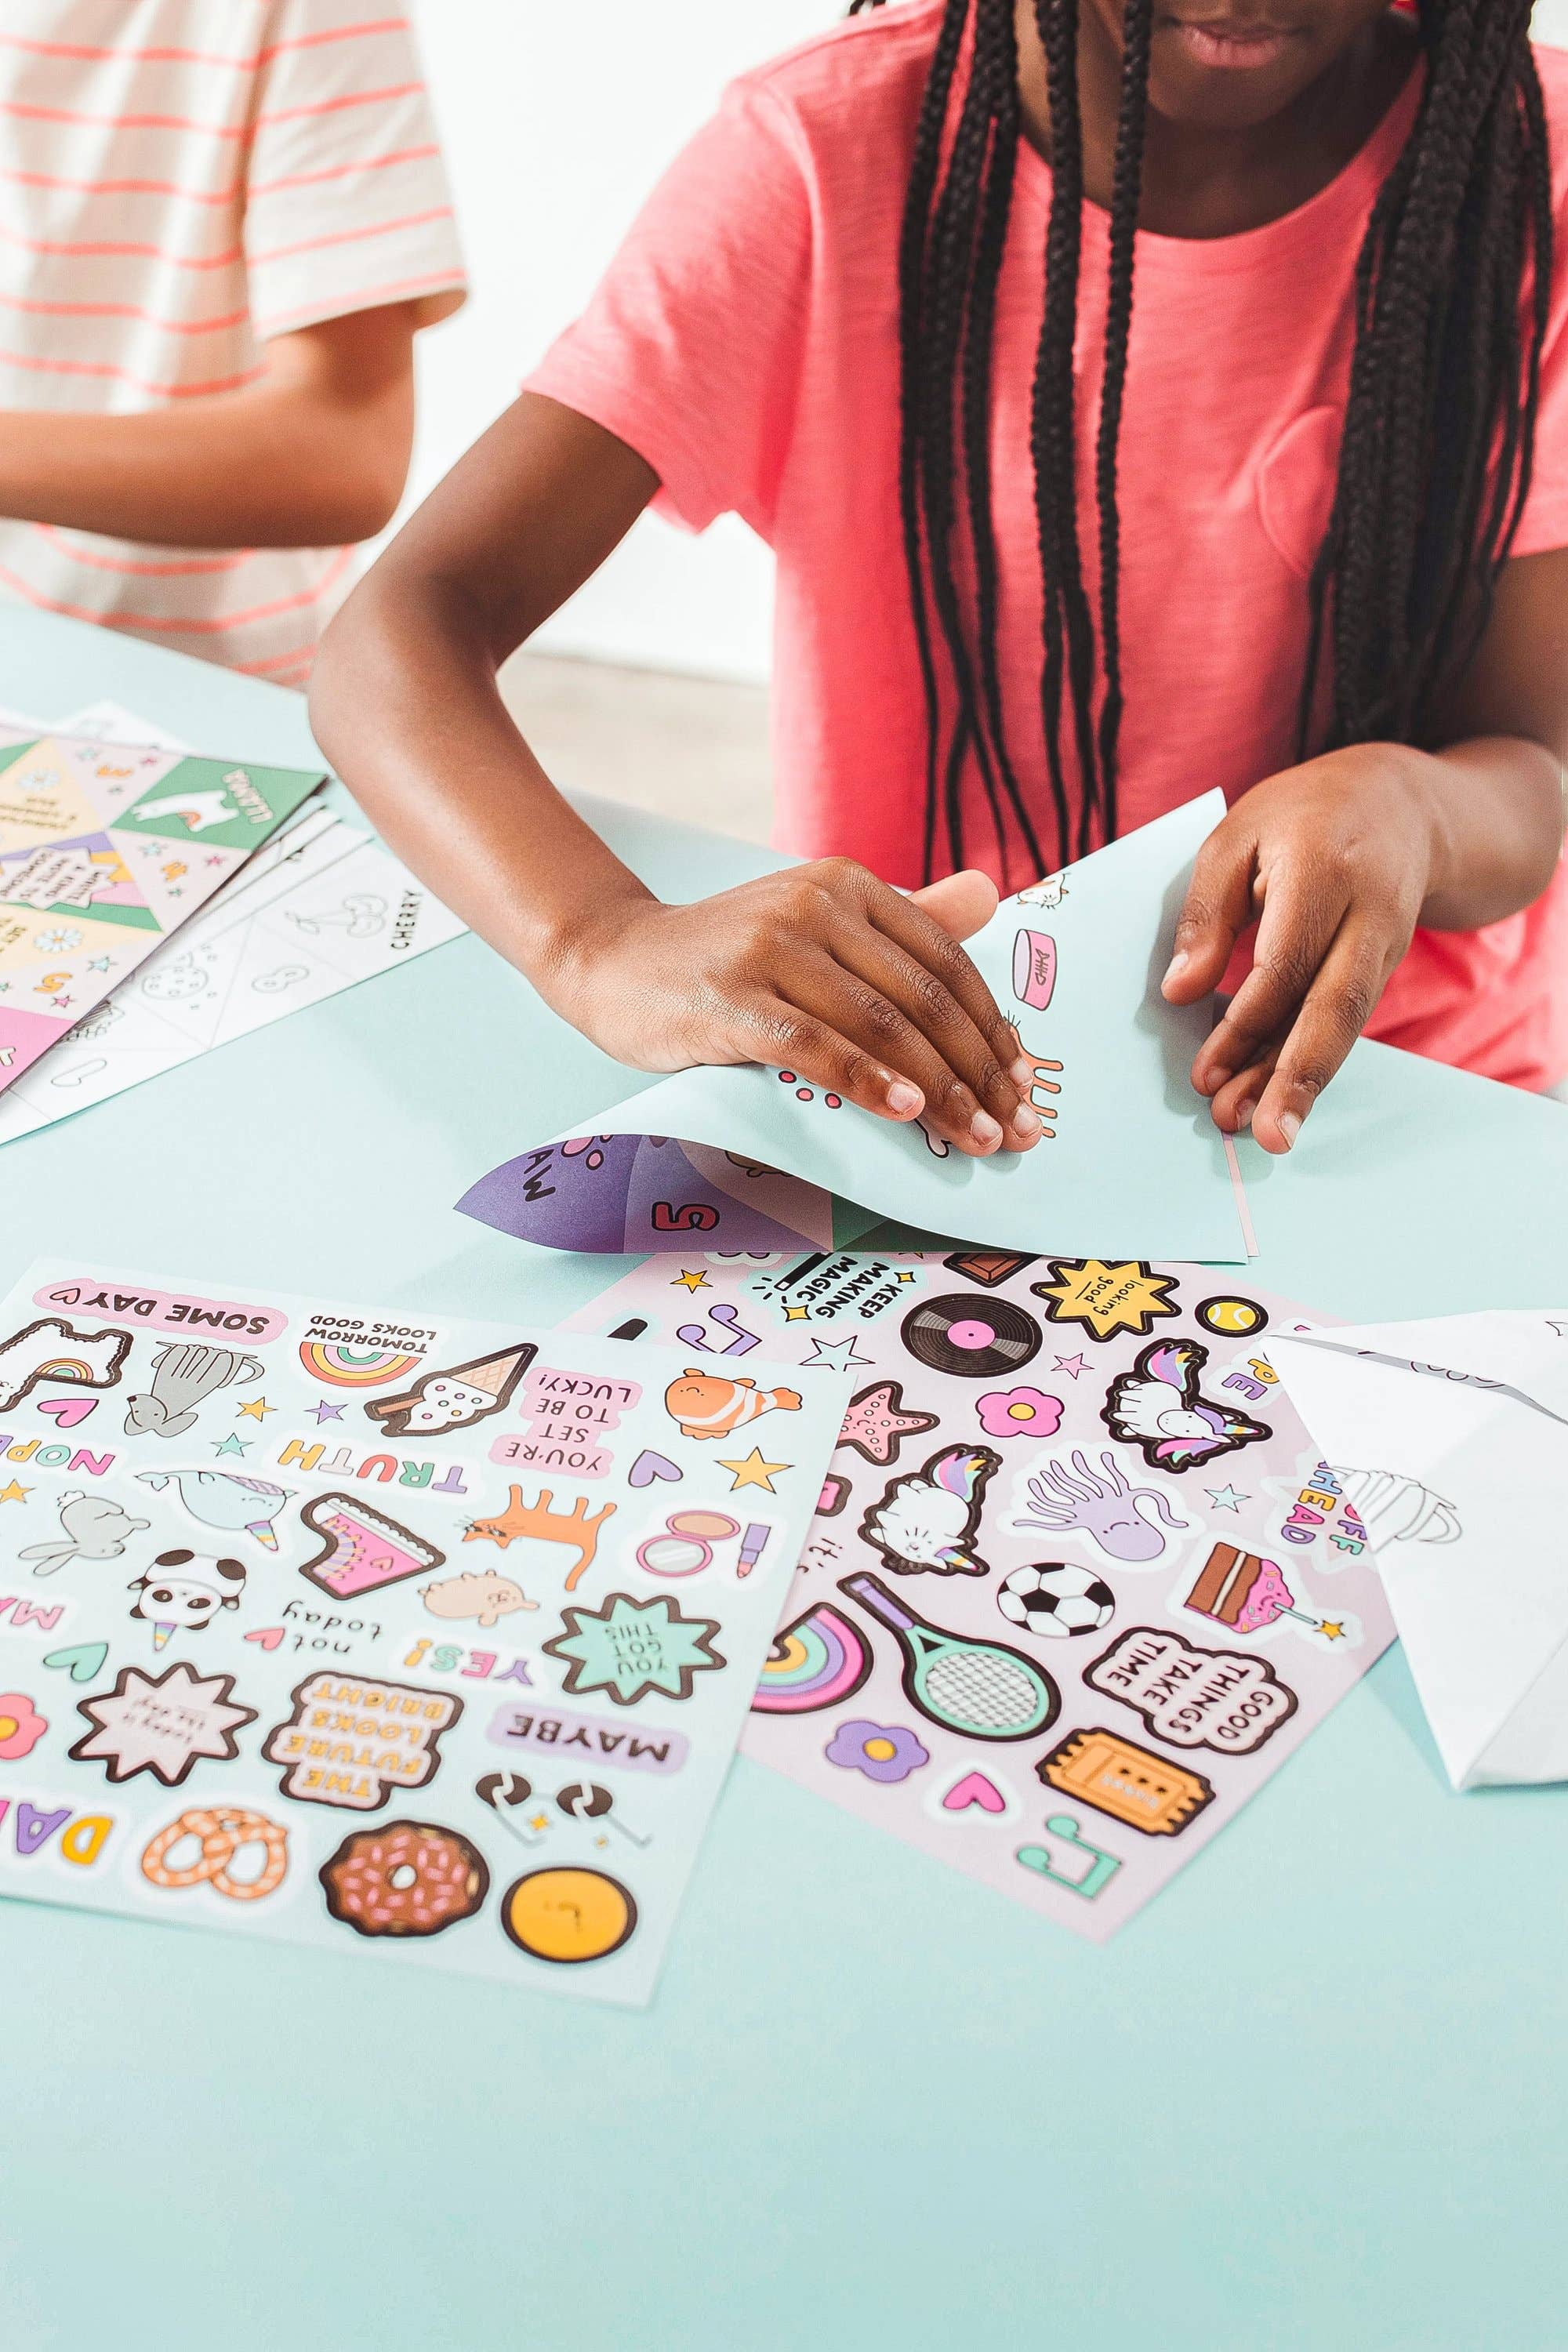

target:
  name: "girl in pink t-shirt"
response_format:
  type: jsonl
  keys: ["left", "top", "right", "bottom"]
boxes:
{"left": 315, "top": 1, "right": 1568, "bottom": 1157}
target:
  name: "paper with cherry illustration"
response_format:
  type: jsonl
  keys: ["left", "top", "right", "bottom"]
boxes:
{"left": 1274, "top": 1312, "right": 1568, "bottom": 1791}
{"left": 0, "top": 727, "right": 325, "bottom": 1091}
{"left": 458, "top": 793, "right": 1252, "bottom": 1266}
{"left": 0, "top": 1259, "right": 847, "bottom": 2006}
{"left": 567, "top": 1248, "right": 1393, "bottom": 1941}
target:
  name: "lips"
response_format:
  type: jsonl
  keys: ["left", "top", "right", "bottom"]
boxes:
{"left": 1167, "top": 14, "right": 1298, "bottom": 69}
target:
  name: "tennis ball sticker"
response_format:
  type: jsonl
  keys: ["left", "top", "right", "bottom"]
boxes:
{"left": 502, "top": 1866, "right": 637, "bottom": 1965}
{"left": 1194, "top": 1295, "right": 1269, "bottom": 1340}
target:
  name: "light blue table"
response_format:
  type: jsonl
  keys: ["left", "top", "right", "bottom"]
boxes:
{"left": 2, "top": 608, "right": 1566, "bottom": 2352}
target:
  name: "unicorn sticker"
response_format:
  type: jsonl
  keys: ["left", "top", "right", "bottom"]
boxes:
{"left": 1102, "top": 1339, "right": 1269, "bottom": 1473}
{"left": 859, "top": 1443, "right": 1001, "bottom": 1578}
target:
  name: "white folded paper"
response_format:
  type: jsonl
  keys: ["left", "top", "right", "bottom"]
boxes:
{"left": 1272, "top": 1312, "right": 1568, "bottom": 1789}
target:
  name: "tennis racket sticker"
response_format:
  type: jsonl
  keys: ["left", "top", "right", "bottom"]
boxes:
{"left": 839, "top": 1572, "right": 1060, "bottom": 1743}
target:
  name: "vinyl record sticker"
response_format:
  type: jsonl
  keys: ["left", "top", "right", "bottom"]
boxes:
{"left": 900, "top": 1293, "right": 1043, "bottom": 1380}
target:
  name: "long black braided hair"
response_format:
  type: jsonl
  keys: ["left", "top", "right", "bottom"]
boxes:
{"left": 848, "top": 0, "right": 1553, "bottom": 881}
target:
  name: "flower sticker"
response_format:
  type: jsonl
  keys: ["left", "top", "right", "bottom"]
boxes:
{"left": 0, "top": 1692, "right": 48, "bottom": 1762}
{"left": 976, "top": 1385, "right": 1064, "bottom": 1440}
{"left": 825, "top": 1719, "right": 929, "bottom": 1784}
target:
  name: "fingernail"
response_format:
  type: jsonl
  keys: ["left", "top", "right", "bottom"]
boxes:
{"left": 971, "top": 1109, "right": 1004, "bottom": 1150}
{"left": 1011, "top": 1106, "right": 1042, "bottom": 1142}
{"left": 1200, "top": 1067, "right": 1232, "bottom": 1098}
{"left": 1234, "top": 1099, "right": 1255, "bottom": 1131}
{"left": 886, "top": 1081, "right": 923, "bottom": 1116}
{"left": 1279, "top": 1110, "right": 1301, "bottom": 1149}
{"left": 1162, "top": 951, "right": 1189, "bottom": 989}
{"left": 1009, "top": 1054, "right": 1036, "bottom": 1093}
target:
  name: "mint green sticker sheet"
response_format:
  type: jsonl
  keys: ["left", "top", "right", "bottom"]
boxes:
{"left": 481, "top": 794, "right": 1250, "bottom": 1265}
{"left": 0, "top": 1261, "right": 848, "bottom": 2008}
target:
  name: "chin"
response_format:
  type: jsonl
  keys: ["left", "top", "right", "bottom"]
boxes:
{"left": 1147, "top": 22, "right": 1322, "bottom": 129}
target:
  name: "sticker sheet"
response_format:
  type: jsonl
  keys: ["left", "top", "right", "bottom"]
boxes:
{"left": 459, "top": 794, "right": 1253, "bottom": 1266}
{"left": 568, "top": 1250, "right": 1396, "bottom": 1942}
{"left": 0, "top": 729, "right": 325, "bottom": 1089}
{"left": 0, "top": 1261, "right": 848, "bottom": 2005}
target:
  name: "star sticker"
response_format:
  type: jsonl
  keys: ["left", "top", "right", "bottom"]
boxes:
{"left": 1317, "top": 1620, "right": 1347, "bottom": 1642}
{"left": 528, "top": 1812, "right": 551, "bottom": 1832}
{"left": 895, "top": 1270, "right": 918, "bottom": 1284}
{"left": 85, "top": 956, "right": 112, "bottom": 971}
{"left": 838, "top": 1379, "right": 940, "bottom": 1466}
{"left": 0, "top": 1479, "right": 31, "bottom": 1503}
{"left": 800, "top": 1334, "right": 872, "bottom": 1370}
{"left": 671, "top": 1269, "right": 709, "bottom": 1294}
{"left": 717, "top": 1448, "right": 789, "bottom": 1494}
{"left": 237, "top": 1397, "right": 274, "bottom": 1421}
{"left": 205, "top": 854, "right": 226, "bottom": 866}
{"left": 67, "top": 1661, "right": 256, "bottom": 1786}
{"left": 1206, "top": 1484, "right": 1247, "bottom": 1512}
{"left": 212, "top": 1434, "right": 249, "bottom": 1458}
{"left": 307, "top": 1398, "right": 345, "bottom": 1422}
{"left": 51, "top": 995, "right": 73, "bottom": 1009}
{"left": 1053, "top": 1354, "right": 1088, "bottom": 1379}
{"left": 784, "top": 1303, "right": 811, "bottom": 1322}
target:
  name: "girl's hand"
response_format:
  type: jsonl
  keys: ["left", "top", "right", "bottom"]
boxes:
{"left": 548, "top": 859, "right": 1043, "bottom": 1156}
{"left": 1160, "top": 746, "right": 1439, "bottom": 1153}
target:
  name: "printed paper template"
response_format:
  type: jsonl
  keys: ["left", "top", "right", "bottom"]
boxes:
{"left": 0, "top": 1261, "right": 847, "bottom": 2008}
{"left": 459, "top": 794, "right": 1251, "bottom": 1266}
{"left": 566, "top": 1250, "right": 1394, "bottom": 1944}
{"left": 0, "top": 730, "right": 325, "bottom": 1091}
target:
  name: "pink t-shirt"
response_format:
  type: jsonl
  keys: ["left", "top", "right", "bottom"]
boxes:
{"left": 528, "top": 3, "right": 1568, "bottom": 1091}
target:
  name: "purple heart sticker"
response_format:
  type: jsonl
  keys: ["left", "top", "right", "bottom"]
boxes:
{"left": 629, "top": 1450, "right": 682, "bottom": 1490}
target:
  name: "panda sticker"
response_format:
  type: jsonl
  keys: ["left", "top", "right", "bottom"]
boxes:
{"left": 129, "top": 1547, "right": 247, "bottom": 1650}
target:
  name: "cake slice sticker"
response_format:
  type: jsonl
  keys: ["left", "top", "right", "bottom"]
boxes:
{"left": 365, "top": 1344, "right": 538, "bottom": 1437}
{"left": 1185, "top": 1542, "right": 1304, "bottom": 1635}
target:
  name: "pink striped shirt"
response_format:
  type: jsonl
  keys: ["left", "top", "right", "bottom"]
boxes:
{"left": 0, "top": 0, "right": 466, "bottom": 682}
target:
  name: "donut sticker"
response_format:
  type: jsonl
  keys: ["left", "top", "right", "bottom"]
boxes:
{"left": 297, "top": 1341, "right": 424, "bottom": 1390}
{"left": 901, "top": 1294, "right": 1042, "bottom": 1381}
{"left": 501, "top": 1865, "right": 637, "bottom": 1965}
{"left": 319, "top": 1820, "right": 489, "bottom": 1937}
{"left": 751, "top": 1602, "right": 872, "bottom": 1715}
{"left": 263, "top": 1673, "right": 462, "bottom": 1810}
{"left": 141, "top": 1806, "right": 289, "bottom": 1902}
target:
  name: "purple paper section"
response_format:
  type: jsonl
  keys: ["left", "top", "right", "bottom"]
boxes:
{"left": 456, "top": 1132, "right": 835, "bottom": 1255}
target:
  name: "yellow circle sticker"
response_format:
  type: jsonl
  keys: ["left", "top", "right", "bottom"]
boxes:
{"left": 502, "top": 1866, "right": 637, "bottom": 1965}
{"left": 1194, "top": 1294, "right": 1268, "bottom": 1339}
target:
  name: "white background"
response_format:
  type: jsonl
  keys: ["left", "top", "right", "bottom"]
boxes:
{"left": 401, "top": 0, "right": 1568, "bottom": 684}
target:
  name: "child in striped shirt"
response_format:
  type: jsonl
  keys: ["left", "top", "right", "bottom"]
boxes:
{"left": 0, "top": 0, "right": 466, "bottom": 684}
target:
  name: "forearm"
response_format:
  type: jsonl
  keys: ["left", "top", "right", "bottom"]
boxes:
{"left": 1411, "top": 735, "right": 1566, "bottom": 928}
{"left": 310, "top": 563, "right": 652, "bottom": 989}
{"left": 0, "top": 308, "right": 416, "bottom": 548}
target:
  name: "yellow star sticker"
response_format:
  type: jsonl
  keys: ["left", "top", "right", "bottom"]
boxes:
{"left": 0, "top": 1479, "right": 30, "bottom": 1503}
{"left": 1318, "top": 1620, "right": 1347, "bottom": 1642}
{"left": 718, "top": 1448, "right": 789, "bottom": 1494}
{"left": 784, "top": 1304, "right": 811, "bottom": 1322}
{"left": 672, "top": 1268, "right": 709, "bottom": 1294}
{"left": 237, "top": 1397, "right": 274, "bottom": 1421}
{"left": 528, "top": 1813, "right": 551, "bottom": 1832}
{"left": 895, "top": 1270, "right": 918, "bottom": 1284}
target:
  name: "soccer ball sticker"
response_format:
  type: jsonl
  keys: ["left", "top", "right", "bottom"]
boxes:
{"left": 997, "top": 1562, "right": 1115, "bottom": 1639}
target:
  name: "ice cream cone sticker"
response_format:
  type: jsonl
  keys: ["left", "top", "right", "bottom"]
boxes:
{"left": 366, "top": 1344, "right": 537, "bottom": 1439}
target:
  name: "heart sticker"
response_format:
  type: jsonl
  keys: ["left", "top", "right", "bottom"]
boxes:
{"left": 35, "top": 1396, "right": 98, "bottom": 1428}
{"left": 42, "top": 1642, "right": 109, "bottom": 1685}
{"left": 628, "top": 1450, "right": 682, "bottom": 1490}
{"left": 245, "top": 1626, "right": 285, "bottom": 1652}
{"left": 941, "top": 1769, "right": 1009, "bottom": 1816}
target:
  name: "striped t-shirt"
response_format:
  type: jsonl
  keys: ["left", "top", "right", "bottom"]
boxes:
{"left": 0, "top": 1, "right": 466, "bottom": 683}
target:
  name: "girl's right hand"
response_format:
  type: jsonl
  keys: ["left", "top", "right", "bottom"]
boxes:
{"left": 546, "top": 858, "right": 1043, "bottom": 1156}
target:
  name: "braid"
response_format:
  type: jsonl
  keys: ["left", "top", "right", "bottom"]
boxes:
{"left": 855, "top": 0, "right": 1552, "bottom": 876}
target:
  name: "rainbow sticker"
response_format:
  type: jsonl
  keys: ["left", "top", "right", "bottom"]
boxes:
{"left": 752, "top": 1602, "right": 872, "bottom": 1716}
{"left": 298, "top": 1341, "right": 424, "bottom": 1390}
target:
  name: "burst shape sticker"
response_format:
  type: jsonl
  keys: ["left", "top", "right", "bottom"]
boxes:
{"left": 69, "top": 1661, "right": 257, "bottom": 1787}
{"left": 1030, "top": 1259, "right": 1181, "bottom": 1343}
{"left": 543, "top": 1592, "right": 725, "bottom": 1708}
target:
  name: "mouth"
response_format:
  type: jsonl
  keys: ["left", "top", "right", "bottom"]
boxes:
{"left": 1163, "top": 15, "right": 1299, "bottom": 70}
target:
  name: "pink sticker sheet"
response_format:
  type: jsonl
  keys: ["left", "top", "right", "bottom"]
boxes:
{"left": 568, "top": 1249, "right": 1395, "bottom": 1942}
{"left": 0, "top": 730, "right": 324, "bottom": 1089}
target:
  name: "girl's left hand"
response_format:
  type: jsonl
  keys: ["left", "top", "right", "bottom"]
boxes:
{"left": 1159, "top": 745, "right": 1438, "bottom": 1154}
